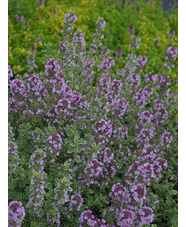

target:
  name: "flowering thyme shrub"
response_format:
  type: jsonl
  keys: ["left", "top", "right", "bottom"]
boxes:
{"left": 8, "top": 10, "right": 177, "bottom": 227}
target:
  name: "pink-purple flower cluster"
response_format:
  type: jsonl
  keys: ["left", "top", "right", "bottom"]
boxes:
{"left": 45, "top": 58, "right": 60, "bottom": 77}
{"left": 69, "top": 193, "right": 83, "bottom": 211}
{"left": 79, "top": 210, "right": 107, "bottom": 227}
{"left": 46, "top": 206, "right": 60, "bottom": 227}
{"left": 90, "top": 18, "right": 107, "bottom": 55}
{"left": 129, "top": 35, "right": 141, "bottom": 49}
{"left": 38, "top": 0, "right": 45, "bottom": 4}
{"left": 27, "top": 54, "right": 38, "bottom": 72}
{"left": 16, "top": 14, "right": 24, "bottom": 22}
{"left": 117, "top": 209, "right": 136, "bottom": 227}
{"left": 46, "top": 134, "right": 63, "bottom": 162}
{"left": 64, "top": 10, "right": 77, "bottom": 24}
{"left": 27, "top": 149, "right": 47, "bottom": 217}
{"left": 8, "top": 201, "right": 25, "bottom": 227}
{"left": 164, "top": 46, "right": 178, "bottom": 69}
{"left": 8, "top": 140, "right": 20, "bottom": 167}
{"left": 8, "top": 65, "right": 13, "bottom": 86}
{"left": 115, "top": 49, "right": 123, "bottom": 58}
{"left": 128, "top": 24, "right": 134, "bottom": 35}
{"left": 133, "top": 86, "right": 153, "bottom": 108}
{"left": 97, "top": 57, "right": 115, "bottom": 74}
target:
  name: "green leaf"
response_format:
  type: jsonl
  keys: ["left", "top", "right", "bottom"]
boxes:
{"left": 69, "top": 142, "right": 75, "bottom": 147}
{"left": 161, "top": 182, "right": 171, "bottom": 189}
{"left": 69, "top": 72, "right": 74, "bottom": 78}
{"left": 75, "top": 84, "right": 79, "bottom": 90}
{"left": 67, "top": 150, "right": 74, "bottom": 154}
{"left": 171, "top": 190, "right": 178, "bottom": 196}
{"left": 166, "top": 198, "right": 172, "bottom": 206}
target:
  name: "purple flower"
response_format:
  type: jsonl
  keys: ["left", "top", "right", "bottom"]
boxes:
{"left": 117, "top": 209, "right": 136, "bottom": 227}
{"left": 30, "top": 46, "right": 37, "bottom": 52}
{"left": 110, "top": 183, "right": 130, "bottom": 205}
{"left": 69, "top": 193, "right": 83, "bottom": 211}
{"left": 82, "top": 159, "right": 109, "bottom": 186}
{"left": 137, "top": 55, "right": 147, "bottom": 67}
{"left": 115, "top": 49, "right": 123, "bottom": 58}
{"left": 79, "top": 210, "right": 96, "bottom": 226}
{"left": 144, "top": 72, "right": 156, "bottom": 84}
{"left": 64, "top": 10, "right": 77, "bottom": 24}
{"left": 16, "top": 14, "right": 24, "bottom": 22}
{"left": 28, "top": 149, "right": 47, "bottom": 216}
{"left": 52, "top": 9, "right": 57, "bottom": 14}
{"left": 133, "top": 86, "right": 153, "bottom": 108}
{"left": 35, "top": 37, "right": 41, "bottom": 43}
{"left": 136, "top": 128, "right": 153, "bottom": 145}
{"left": 46, "top": 206, "right": 60, "bottom": 227}
{"left": 131, "top": 184, "right": 147, "bottom": 204}
{"left": 139, "top": 111, "right": 153, "bottom": 126}
{"left": 129, "top": 35, "right": 141, "bottom": 49}
{"left": 130, "top": 73, "right": 141, "bottom": 88}
{"left": 38, "top": 0, "right": 45, "bottom": 4}
{"left": 97, "top": 57, "right": 115, "bottom": 74}
{"left": 153, "top": 157, "right": 168, "bottom": 179}
{"left": 10, "top": 79, "right": 25, "bottom": 96}
{"left": 47, "top": 134, "right": 63, "bottom": 157}
{"left": 24, "top": 22, "right": 29, "bottom": 27}
{"left": 96, "top": 18, "right": 106, "bottom": 30}
{"left": 79, "top": 210, "right": 107, "bottom": 226}
{"left": 93, "top": 118, "right": 113, "bottom": 144}
{"left": 168, "top": 29, "right": 175, "bottom": 39}
{"left": 128, "top": 24, "right": 134, "bottom": 35}
{"left": 27, "top": 54, "right": 38, "bottom": 71}
{"left": 45, "top": 58, "right": 60, "bottom": 77}
{"left": 160, "top": 132, "right": 172, "bottom": 148}
{"left": 8, "top": 201, "right": 25, "bottom": 226}
{"left": 138, "top": 207, "right": 154, "bottom": 226}
{"left": 8, "top": 140, "right": 20, "bottom": 167}
{"left": 73, "top": 30, "right": 86, "bottom": 50}
{"left": 164, "top": 46, "right": 178, "bottom": 69}
{"left": 8, "top": 65, "right": 13, "bottom": 86}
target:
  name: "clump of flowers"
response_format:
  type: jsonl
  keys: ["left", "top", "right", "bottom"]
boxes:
{"left": 8, "top": 140, "right": 20, "bottom": 167}
{"left": 38, "top": 0, "right": 45, "bottom": 4}
{"left": 8, "top": 65, "right": 13, "bottom": 86}
{"left": 10, "top": 79, "right": 25, "bottom": 96}
{"left": 69, "top": 193, "right": 83, "bottom": 212}
{"left": 164, "top": 46, "right": 178, "bottom": 69}
{"left": 27, "top": 54, "right": 38, "bottom": 72}
{"left": 138, "top": 207, "right": 154, "bottom": 226}
{"left": 128, "top": 24, "right": 134, "bottom": 35}
{"left": 63, "top": 10, "right": 77, "bottom": 35}
{"left": 27, "top": 149, "right": 47, "bottom": 217}
{"left": 24, "top": 22, "right": 30, "bottom": 27}
{"left": 79, "top": 210, "right": 107, "bottom": 227}
{"left": 46, "top": 134, "right": 63, "bottom": 163}
{"left": 115, "top": 49, "right": 123, "bottom": 58}
{"left": 8, "top": 201, "right": 25, "bottom": 227}
{"left": 16, "top": 14, "right": 24, "bottom": 22}
{"left": 129, "top": 35, "right": 141, "bottom": 49}
{"left": 117, "top": 209, "right": 136, "bottom": 227}
{"left": 90, "top": 18, "right": 107, "bottom": 55}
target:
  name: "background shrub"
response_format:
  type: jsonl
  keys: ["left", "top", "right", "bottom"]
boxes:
{"left": 8, "top": 0, "right": 177, "bottom": 92}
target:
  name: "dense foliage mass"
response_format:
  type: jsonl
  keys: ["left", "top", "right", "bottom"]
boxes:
{"left": 8, "top": 0, "right": 177, "bottom": 92}
{"left": 8, "top": 1, "right": 178, "bottom": 227}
